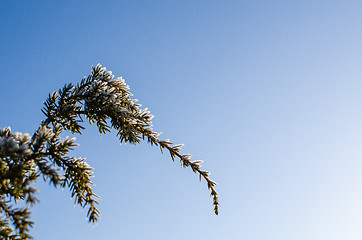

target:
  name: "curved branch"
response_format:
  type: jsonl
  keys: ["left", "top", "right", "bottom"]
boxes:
{"left": 41, "top": 64, "right": 219, "bottom": 215}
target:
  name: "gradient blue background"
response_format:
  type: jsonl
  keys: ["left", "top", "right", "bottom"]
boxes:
{"left": 1, "top": 1, "right": 362, "bottom": 239}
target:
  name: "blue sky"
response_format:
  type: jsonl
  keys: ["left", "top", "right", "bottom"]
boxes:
{"left": 1, "top": 1, "right": 362, "bottom": 239}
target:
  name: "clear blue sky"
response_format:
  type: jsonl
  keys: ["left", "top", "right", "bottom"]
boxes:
{"left": 1, "top": 1, "right": 362, "bottom": 239}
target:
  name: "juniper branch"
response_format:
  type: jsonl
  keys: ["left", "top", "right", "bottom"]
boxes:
{"left": 0, "top": 64, "right": 219, "bottom": 238}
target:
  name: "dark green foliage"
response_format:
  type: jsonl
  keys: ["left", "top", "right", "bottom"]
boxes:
{"left": 0, "top": 65, "right": 218, "bottom": 239}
